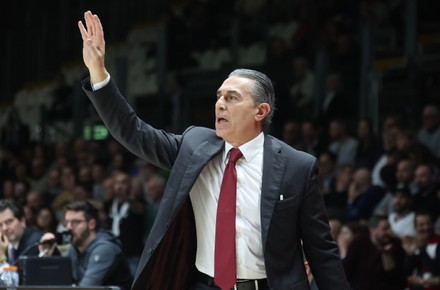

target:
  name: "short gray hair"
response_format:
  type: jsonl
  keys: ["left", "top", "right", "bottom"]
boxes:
{"left": 228, "top": 69, "right": 276, "bottom": 129}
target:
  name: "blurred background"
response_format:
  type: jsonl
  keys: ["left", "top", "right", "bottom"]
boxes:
{"left": 1, "top": 0, "right": 440, "bottom": 142}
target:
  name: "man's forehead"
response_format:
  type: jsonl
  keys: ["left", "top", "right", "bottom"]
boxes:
{"left": 0, "top": 208, "right": 16, "bottom": 220}
{"left": 218, "top": 76, "right": 253, "bottom": 92}
{"left": 65, "top": 210, "right": 85, "bottom": 218}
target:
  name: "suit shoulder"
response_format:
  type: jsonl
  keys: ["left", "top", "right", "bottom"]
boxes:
{"left": 182, "top": 126, "right": 218, "bottom": 142}
{"left": 268, "top": 135, "right": 316, "bottom": 163}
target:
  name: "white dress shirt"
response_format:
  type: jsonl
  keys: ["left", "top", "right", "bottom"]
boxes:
{"left": 190, "top": 132, "right": 266, "bottom": 279}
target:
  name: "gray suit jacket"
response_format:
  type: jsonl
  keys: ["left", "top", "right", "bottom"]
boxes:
{"left": 83, "top": 78, "right": 349, "bottom": 290}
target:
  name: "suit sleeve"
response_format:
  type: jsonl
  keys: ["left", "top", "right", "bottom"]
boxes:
{"left": 299, "top": 159, "right": 350, "bottom": 290}
{"left": 82, "top": 77, "right": 181, "bottom": 170}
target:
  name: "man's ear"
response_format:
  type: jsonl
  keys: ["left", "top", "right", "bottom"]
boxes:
{"left": 255, "top": 103, "right": 270, "bottom": 122}
{"left": 88, "top": 218, "right": 97, "bottom": 230}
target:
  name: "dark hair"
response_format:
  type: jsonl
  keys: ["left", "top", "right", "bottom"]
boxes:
{"left": 414, "top": 209, "right": 433, "bottom": 223}
{"left": 64, "top": 200, "right": 98, "bottom": 222}
{"left": 0, "top": 199, "right": 24, "bottom": 220}
{"left": 368, "top": 214, "right": 388, "bottom": 228}
{"left": 228, "top": 69, "right": 276, "bottom": 129}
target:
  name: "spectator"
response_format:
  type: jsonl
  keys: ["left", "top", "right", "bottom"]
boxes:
{"left": 402, "top": 211, "right": 440, "bottom": 290}
{"left": 29, "top": 155, "right": 49, "bottom": 194}
{"left": 318, "top": 151, "right": 337, "bottom": 195}
{"left": 281, "top": 120, "right": 303, "bottom": 150}
{"left": 374, "top": 158, "right": 417, "bottom": 217}
{"left": 328, "top": 119, "right": 358, "bottom": 166}
{"left": 36, "top": 207, "right": 58, "bottom": 233}
{"left": 91, "top": 163, "right": 106, "bottom": 201}
{"left": 337, "top": 221, "right": 363, "bottom": 259}
{"left": 51, "top": 166, "right": 76, "bottom": 220}
{"left": 343, "top": 215, "right": 406, "bottom": 290}
{"left": 40, "top": 200, "right": 133, "bottom": 289}
{"left": 0, "top": 199, "right": 43, "bottom": 265}
{"left": 388, "top": 187, "right": 416, "bottom": 238}
{"left": 412, "top": 164, "right": 440, "bottom": 222}
{"left": 42, "top": 169, "right": 61, "bottom": 206}
{"left": 346, "top": 168, "right": 386, "bottom": 223}
{"left": 106, "top": 172, "right": 145, "bottom": 275}
{"left": 289, "top": 57, "right": 316, "bottom": 120}
{"left": 324, "top": 164, "right": 352, "bottom": 214}
{"left": 395, "top": 128, "right": 436, "bottom": 166}
{"left": 417, "top": 104, "right": 440, "bottom": 159}
{"left": 319, "top": 74, "right": 348, "bottom": 127}
{"left": 300, "top": 119, "right": 326, "bottom": 157}
{"left": 355, "top": 118, "right": 381, "bottom": 169}
{"left": 371, "top": 125, "right": 399, "bottom": 187}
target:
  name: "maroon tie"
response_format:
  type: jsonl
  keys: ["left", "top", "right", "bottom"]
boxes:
{"left": 214, "top": 148, "right": 243, "bottom": 290}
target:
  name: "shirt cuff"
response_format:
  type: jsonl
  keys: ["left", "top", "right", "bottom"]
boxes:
{"left": 91, "top": 74, "right": 111, "bottom": 91}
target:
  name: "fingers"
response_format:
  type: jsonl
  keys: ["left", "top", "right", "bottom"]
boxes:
{"left": 78, "top": 11, "right": 99, "bottom": 40}
{"left": 78, "top": 21, "right": 88, "bottom": 41}
{"left": 93, "top": 14, "right": 104, "bottom": 41}
{"left": 85, "top": 11, "right": 94, "bottom": 37}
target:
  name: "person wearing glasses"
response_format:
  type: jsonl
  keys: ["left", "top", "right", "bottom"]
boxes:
{"left": 40, "top": 200, "right": 133, "bottom": 290}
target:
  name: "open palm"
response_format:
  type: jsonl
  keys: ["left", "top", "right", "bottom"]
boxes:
{"left": 78, "top": 11, "right": 107, "bottom": 81}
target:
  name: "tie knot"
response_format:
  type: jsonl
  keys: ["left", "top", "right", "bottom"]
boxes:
{"left": 228, "top": 148, "right": 243, "bottom": 164}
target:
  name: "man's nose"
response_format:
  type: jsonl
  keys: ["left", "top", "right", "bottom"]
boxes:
{"left": 216, "top": 97, "right": 226, "bottom": 110}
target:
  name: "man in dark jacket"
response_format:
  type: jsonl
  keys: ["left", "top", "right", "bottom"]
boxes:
{"left": 0, "top": 199, "right": 42, "bottom": 265}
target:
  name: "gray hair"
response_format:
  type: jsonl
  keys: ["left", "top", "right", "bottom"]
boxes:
{"left": 228, "top": 69, "right": 276, "bottom": 129}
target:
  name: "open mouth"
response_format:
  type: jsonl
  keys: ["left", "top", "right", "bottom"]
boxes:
{"left": 217, "top": 117, "right": 227, "bottom": 124}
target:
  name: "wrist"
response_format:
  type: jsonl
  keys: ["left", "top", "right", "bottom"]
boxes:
{"left": 89, "top": 67, "right": 108, "bottom": 84}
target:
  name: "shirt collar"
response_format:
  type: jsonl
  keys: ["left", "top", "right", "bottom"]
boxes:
{"left": 224, "top": 132, "right": 265, "bottom": 163}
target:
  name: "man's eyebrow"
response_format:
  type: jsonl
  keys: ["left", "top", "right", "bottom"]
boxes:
{"left": 216, "top": 89, "right": 241, "bottom": 96}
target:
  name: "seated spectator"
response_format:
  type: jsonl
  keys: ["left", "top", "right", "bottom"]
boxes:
{"left": 40, "top": 200, "right": 133, "bottom": 289}
{"left": 402, "top": 211, "right": 440, "bottom": 290}
{"left": 374, "top": 158, "right": 417, "bottom": 217}
{"left": 0, "top": 199, "right": 43, "bottom": 265}
{"left": 106, "top": 172, "right": 145, "bottom": 275}
{"left": 282, "top": 120, "right": 303, "bottom": 150}
{"left": 388, "top": 187, "right": 416, "bottom": 238}
{"left": 319, "top": 74, "right": 349, "bottom": 127}
{"left": 289, "top": 57, "right": 315, "bottom": 120}
{"left": 371, "top": 125, "right": 399, "bottom": 187}
{"left": 343, "top": 215, "right": 406, "bottom": 290}
{"left": 355, "top": 118, "right": 381, "bottom": 169}
{"left": 412, "top": 163, "right": 440, "bottom": 223}
{"left": 395, "top": 127, "right": 437, "bottom": 166}
{"left": 323, "top": 164, "right": 352, "bottom": 213}
{"left": 337, "top": 221, "right": 363, "bottom": 259}
{"left": 300, "top": 119, "right": 326, "bottom": 157}
{"left": 328, "top": 119, "right": 359, "bottom": 166}
{"left": 318, "top": 151, "right": 337, "bottom": 195}
{"left": 417, "top": 104, "right": 440, "bottom": 159}
{"left": 346, "top": 168, "right": 386, "bottom": 224}
{"left": 36, "top": 207, "right": 58, "bottom": 233}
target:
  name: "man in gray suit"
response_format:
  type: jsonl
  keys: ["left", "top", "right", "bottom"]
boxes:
{"left": 78, "top": 11, "right": 349, "bottom": 290}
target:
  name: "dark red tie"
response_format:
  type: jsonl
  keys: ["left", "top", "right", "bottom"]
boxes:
{"left": 214, "top": 148, "right": 243, "bottom": 290}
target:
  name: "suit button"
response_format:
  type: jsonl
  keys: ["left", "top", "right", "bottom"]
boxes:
{"left": 147, "top": 248, "right": 153, "bottom": 254}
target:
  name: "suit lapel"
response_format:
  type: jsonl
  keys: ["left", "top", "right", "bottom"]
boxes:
{"left": 172, "top": 139, "right": 224, "bottom": 212}
{"left": 260, "top": 136, "right": 285, "bottom": 249}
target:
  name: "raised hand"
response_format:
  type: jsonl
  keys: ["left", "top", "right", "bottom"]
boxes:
{"left": 78, "top": 11, "right": 108, "bottom": 84}
{"left": 0, "top": 233, "right": 9, "bottom": 257}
